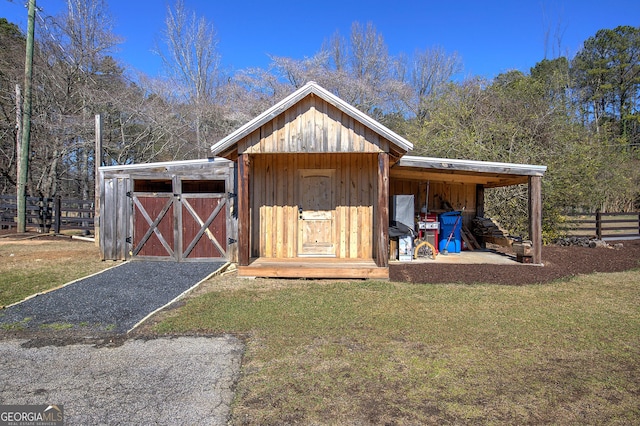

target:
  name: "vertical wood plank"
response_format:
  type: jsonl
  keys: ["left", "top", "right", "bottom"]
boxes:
{"left": 275, "top": 155, "right": 284, "bottom": 257}
{"left": 476, "top": 185, "right": 485, "bottom": 218}
{"left": 238, "top": 154, "right": 250, "bottom": 265}
{"left": 94, "top": 114, "right": 102, "bottom": 246}
{"left": 124, "top": 178, "right": 133, "bottom": 260}
{"left": 276, "top": 115, "right": 285, "bottom": 152}
{"left": 287, "top": 154, "right": 297, "bottom": 257}
{"left": 339, "top": 154, "right": 347, "bottom": 258}
{"left": 376, "top": 153, "right": 389, "bottom": 267}
{"left": 349, "top": 154, "right": 359, "bottom": 258}
{"left": 528, "top": 176, "right": 542, "bottom": 265}
{"left": 227, "top": 162, "right": 238, "bottom": 263}
{"left": 100, "top": 177, "right": 112, "bottom": 260}
{"left": 253, "top": 156, "right": 262, "bottom": 257}
{"left": 362, "top": 154, "right": 373, "bottom": 258}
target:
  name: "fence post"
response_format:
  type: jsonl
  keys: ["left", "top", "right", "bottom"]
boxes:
{"left": 44, "top": 197, "right": 52, "bottom": 233}
{"left": 53, "top": 196, "right": 61, "bottom": 234}
{"left": 37, "top": 196, "right": 44, "bottom": 233}
{"left": 595, "top": 209, "right": 602, "bottom": 240}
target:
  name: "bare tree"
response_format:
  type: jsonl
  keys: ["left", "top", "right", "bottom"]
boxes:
{"left": 402, "top": 46, "right": 462, "bottom": 123}
{"left": 157, "top": 0, "right": 220, "bottom": 158}
{"left": 2, "top": 0, "right": 127, "bottom": 200}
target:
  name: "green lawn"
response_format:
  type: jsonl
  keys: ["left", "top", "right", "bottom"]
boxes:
{"left": 155, "top": 271, "right": 640, "bottom": 425}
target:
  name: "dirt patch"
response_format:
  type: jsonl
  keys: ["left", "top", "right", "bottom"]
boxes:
{"left": 0, "top": 234, "right": 94, "bottom": 262}
{"left": 390, "top": 239, "right": 640, "bottom": 285}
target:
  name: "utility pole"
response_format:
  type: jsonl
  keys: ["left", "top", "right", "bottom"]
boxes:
{"left": 94, "top": 114, "right": 102, "bottom": 246}
{"left": 17, "top": 0, "right": 36, "bottom": 233}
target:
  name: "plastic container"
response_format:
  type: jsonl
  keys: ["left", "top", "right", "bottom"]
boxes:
{"left": 439, "top": 211, "right": 462, "bottom": 253}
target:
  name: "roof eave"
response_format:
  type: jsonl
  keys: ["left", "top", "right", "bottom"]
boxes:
{"left": 397, "top": 155, "right": 547, "bottom": 177}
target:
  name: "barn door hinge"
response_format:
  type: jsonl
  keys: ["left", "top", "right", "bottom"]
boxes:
{"left": 227, "top": 192, "right": 237, "bottom": 199}
{"left": 126, "top": 236, "right": 132, "bottom": 244}
{"left": 228, "top": 238, "right": 237, "bottom": 245}
{"left": 126, "top": 191, "right": 132, "bottom": 198}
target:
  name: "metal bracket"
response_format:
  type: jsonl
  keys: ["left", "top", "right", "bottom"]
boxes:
{"left": 126, "top": 236, "right": 132, "bottom": 244}
{"left": 227, "top": 192, "right": 237, "bottom": 199}
{"left": 126, "top": 191, "right": 132, "bottom": 198}
{"left": 228, "top": 238, "right": 237, "bottom": 245}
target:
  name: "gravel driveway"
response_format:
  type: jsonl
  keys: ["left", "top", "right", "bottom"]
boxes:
{"left": 0, "top": 260, "right": 244, "bottom": 425}
{"left": 0, "top": 336, "right": 243, "bottom": 425}
{"left": 0, "top": 261, "right": 225, "bottom": 334}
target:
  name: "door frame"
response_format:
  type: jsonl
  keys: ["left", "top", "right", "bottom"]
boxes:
{"left": 297, "top": 169, "right": 336, "bottom": 257}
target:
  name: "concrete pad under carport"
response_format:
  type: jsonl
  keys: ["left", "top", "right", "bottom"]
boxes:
{"left": 392, "top": 249, "right": 526, "bottom": 265}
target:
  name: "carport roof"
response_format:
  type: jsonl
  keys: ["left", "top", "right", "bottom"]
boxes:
{"left": 392, "top": 155, "right": 547, "bottom": 188}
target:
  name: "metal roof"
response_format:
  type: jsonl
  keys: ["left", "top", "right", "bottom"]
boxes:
{"left": 99, "top": 157, "right": 231, "bottom": 172}
{"left": 392, "top": 155, "right": 546, "bottom": 188}
{"left": 397, "top": 155, "right": 547, "bottom": 176}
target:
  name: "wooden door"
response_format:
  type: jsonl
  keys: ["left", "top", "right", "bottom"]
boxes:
{"left": 132, "top": 193, "right": 176, "bottom": 259}
{"left": 181, "top": 195, "right": 227, "bottom": 259}
{"left": 100, "top": 177, "right": 131, "bottom": 260}
{"left": 298, "top": 170, "right": 335, "bottom": 256}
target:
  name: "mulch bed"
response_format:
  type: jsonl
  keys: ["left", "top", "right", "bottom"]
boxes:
{"left": 390, "top": 239, "right": 640, "bottom": 285}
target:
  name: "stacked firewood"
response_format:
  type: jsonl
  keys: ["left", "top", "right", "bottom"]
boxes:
{"left": 472, "top": 217, "right": 512, "bottom": 246}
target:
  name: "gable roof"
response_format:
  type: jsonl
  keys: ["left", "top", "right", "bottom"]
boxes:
{"left": 210, "top": 81, "right": 413, "bottom": 159}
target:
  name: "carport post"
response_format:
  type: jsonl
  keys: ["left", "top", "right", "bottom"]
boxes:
{"left": 528, "top": 176, "right": 542, "bottom": 264}
{"left": 375, "top": 153, "right": 389, "bottom": 267}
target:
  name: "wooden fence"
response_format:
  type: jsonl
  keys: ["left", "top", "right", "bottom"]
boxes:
{"left": 561, "top": 211, "right": 640, "bottom": 240}
{"left": 0, "top": 195, "right": 95, "bottom": 234}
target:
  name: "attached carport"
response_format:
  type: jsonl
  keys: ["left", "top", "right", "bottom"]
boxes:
{"left": 390, "top": 155, "right": 547, "bottom": 264}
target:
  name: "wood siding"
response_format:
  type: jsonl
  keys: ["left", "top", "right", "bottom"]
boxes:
{"left": 99, "top": 160, "right": 236, "bottom": 262}
{"left": 100, "top": 176, "right": 131, "bottom": 260}
{"left": 389, "top": 179, "right": 477, "bottom": 228}
{"left": 251, "top": 153, "right": 377, "bottom": 260}
{"left": 238, "top": 94, "right": 391, "bottom": 155}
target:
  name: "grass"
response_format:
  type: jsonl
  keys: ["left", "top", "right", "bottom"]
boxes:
{"left": 154, "top": 272, "right": 640, "bottom": 425}
{"left": 2, "top": 236, "right": 638, "bottom": 423}
{"left": 0, "top": 236, "right": 113, "bottom": 307}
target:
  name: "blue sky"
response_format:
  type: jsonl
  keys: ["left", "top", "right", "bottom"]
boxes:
{"left": 3, "top": 0, "right": 639, "bottom": 80}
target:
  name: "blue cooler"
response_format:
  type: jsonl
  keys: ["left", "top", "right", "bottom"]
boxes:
{"left": 439, "top": 211, "right": 462, "bottom": 253}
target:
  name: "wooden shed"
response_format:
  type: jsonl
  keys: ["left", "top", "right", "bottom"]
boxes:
{"left": 210, "top": 82, "right": 546, "bottom": 279}
{"left": 210, "top": 82, "right": 413, "bottom": 279}
{"left": 99, "top": 158, "right": 236, "bottom": 262}
{"left": 97, "top": 82, "right": 546, "bottom": 279}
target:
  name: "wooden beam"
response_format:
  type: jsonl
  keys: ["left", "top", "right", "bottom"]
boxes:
{"left": 389, "top": 168, "right": 528, "bottom": 187}
{"left": 94, "top": 114, "right": 102, "bottom": 246}
{"left": 528, "top": 176, "right": 542, "bottom": 265}
{"left": 398, "top": 156, "right": 546, "bottom": 177}
{"left": 376, "top": 152, "right": 389, "bottom": 267}
{"left": 475, "top": 184, "right": 485, "bottom": 218}
{"left": 238, "top": 154, "right": 251, "bottom": 266}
